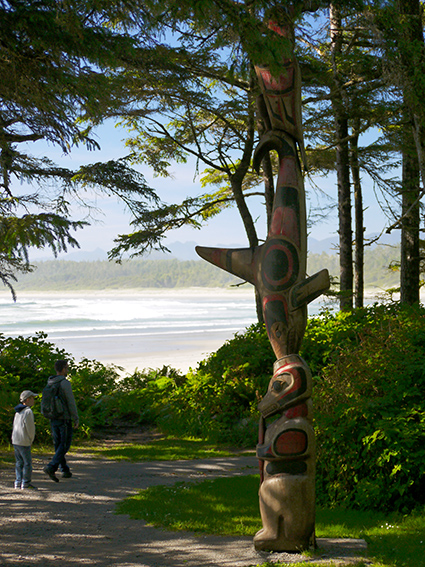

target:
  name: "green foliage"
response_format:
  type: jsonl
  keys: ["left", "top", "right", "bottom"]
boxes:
{"left": 0, "top": 1, "right": 160, "bottom": 294}
{"left": 104, "top": 6, "right": 264, "bottom": 259}
{"left": 102, "top": 366, "right": 186, "bottom": 426}
{"left": 0, "top": 332, "right": 124, "bottom": 443}
{"left": 302, "top": 304, "right": 425, "bottom": 512}
{"left": 0, "top": 332, "right": 70, "bottom": 443}
{"left": 68, "top": 358, "right": 122, "bottom": 435}
{"left": 155, "top": 324, "right": 274, "bottom": 445}
{"left": 121, "top": 303, "right": 425, "bottom": 512}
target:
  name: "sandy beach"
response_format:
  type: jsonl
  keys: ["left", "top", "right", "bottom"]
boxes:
{"left": 65, "top": 324, "right": 244, "bottom": 374}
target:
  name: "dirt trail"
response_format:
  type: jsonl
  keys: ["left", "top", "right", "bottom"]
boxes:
{"left": 0, "top": 452, "right": 367, "bottom": 566}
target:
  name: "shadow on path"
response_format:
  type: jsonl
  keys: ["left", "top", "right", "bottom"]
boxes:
{"left": 0, "top": 454, "right": 367, "bottom": 566}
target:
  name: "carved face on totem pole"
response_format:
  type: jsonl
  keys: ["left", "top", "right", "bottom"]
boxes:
{"left": 196, "top": 10, "right": 329, "bottom": 554}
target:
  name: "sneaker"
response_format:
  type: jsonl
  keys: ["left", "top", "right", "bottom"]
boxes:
{"left": 14, "top": 484, "right": 20, "bottom": 489}
{"left": 43, "top": 466, "right": 59, "bottom": 483}
{"left": 21, "top": 483, "right": 38, "bottom": 490}
{"left": 61, "top": 471, "right": 72, "bottom": 478}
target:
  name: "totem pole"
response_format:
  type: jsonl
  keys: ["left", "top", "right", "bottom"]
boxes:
{"left": 196, "top": 9, "right": 329, "bottom": 553}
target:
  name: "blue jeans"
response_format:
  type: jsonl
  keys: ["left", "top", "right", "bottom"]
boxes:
{"left": 47, "top": 420, "right": 73, "bottom": 473}
{"left": 14, "top": 445, "right": 32, "bottom": 488}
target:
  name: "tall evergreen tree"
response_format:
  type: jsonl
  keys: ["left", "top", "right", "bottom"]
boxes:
{"left": 369, "top": 0, "right": 425, "bottom": 303}
{"left": 103, "top": 8, "right": 267, "bottom": 260}
{"left": 301, "top": 3, "right": 400, "bottom": 309}
{"left": 400, "top": 114, "right": 421, "bottom": 304}
{"left": 329, "top": 2, "right": 353, "bottom": 310}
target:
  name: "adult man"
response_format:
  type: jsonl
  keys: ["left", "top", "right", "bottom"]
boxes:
{"left": 43, "top": 360, "right": 79, "bottom": 482}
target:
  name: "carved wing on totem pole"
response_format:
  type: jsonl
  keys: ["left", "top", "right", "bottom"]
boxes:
{"left": 196, "top": 16, "right": 329, "bottom": 553}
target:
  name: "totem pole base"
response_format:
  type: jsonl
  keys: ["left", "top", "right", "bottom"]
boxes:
{"left": 253, "top": 473, "right": 315, "bottom": 553}
{"left": 253, "top": 535, "right": 312, "bottom": 553}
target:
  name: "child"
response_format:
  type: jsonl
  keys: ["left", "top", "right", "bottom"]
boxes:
{"left": 12, "top": 390, "right": 38, "bottom": 490}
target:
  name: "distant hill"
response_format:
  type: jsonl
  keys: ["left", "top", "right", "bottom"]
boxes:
{"left": 32, "top": 232, "right": 402, "bottom": 263}
{"left": 308, "top": 244, "right": 400, "bottom": 289}
{"left": 308, "top": 231, "right": 400, "bottom": 255}
{"left": 34, "top": 241, "right": 247, "bottom": 262}
{"left": 12, "top": 242, "right": 401, "bottom": 291}
{"left": 13, "top": 259, "right": 245, "bottom": 291}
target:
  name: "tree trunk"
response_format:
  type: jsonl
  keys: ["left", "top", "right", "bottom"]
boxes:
{"left": 350, "top": 120, "right": 364, "bottom": 308}
{"left": 231, "top": 154, "right": 264, "bottom": 323}
{"left": 399, "top": 2, "right": 425, "bottom": 304}
{"left": 330, "top": 3, "right": 353, "bottom": 311}
{"left": 231, "top": 90, "right": 264, "bottom": 321}
{"left": 396, "top": 0, "right": 425, "bottom": 189}
{"left": 401, "top": 118, "right": 420, "bottom": 304}
{"left": 261, "top": 153, "right": 274, "bottom": 230}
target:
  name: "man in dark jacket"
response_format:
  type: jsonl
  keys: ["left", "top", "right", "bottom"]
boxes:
{"left": 43, "top": 360, "right": 79, "bottom": 482}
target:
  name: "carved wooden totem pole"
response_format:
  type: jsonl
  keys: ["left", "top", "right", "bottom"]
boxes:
{"left": 196, "top": 10, "right": 329, "bottom": 553}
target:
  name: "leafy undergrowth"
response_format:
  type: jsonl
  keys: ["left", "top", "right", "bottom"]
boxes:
{"left": 116, "top": 474, "right": 425, "bottom": 567}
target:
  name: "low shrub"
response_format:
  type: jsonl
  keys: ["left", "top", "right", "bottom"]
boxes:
{"left": 0, "top": 333, "right": 70, "bottom": 443}
{"left": 157, "top": 303, "right": 425, "bottom": 511}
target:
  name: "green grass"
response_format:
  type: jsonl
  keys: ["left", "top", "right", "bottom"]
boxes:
{"left": 74, "top": 437, "right": 250, "bottom": 461}
{"left": 117, "top": 475, "right": 261, "bottom": 535}
{"left": 116, "top": 474, "right": 425, "bottom": 567}
{"left": 0, "top": 436, "right": 250, "bottom": 467}
{"left": 0, "top": 443, "right": 56, "bottom": 467}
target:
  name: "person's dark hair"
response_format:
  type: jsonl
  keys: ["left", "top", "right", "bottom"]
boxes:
{"left": 54, "top": 360, "right": 68, "bottom": 373}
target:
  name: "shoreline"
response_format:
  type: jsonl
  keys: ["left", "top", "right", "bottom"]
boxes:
{"left": 0, "top": 285, "right": 414, "bottom": 300}
{"left": 0, "top": 288, "right": 258, "bottom": 374}
{"left": 2, "top": 287, "right": 423, "bottom": 375}
{"left": 0, "top": 286, "right": 256, "bottom": 299}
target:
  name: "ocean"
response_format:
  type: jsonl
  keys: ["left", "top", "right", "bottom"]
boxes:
{"left": 0, "top": 287, "right": 330, "bottom": 374}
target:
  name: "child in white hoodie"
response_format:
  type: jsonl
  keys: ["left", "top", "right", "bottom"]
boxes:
{"left": 12, "top": 390, "right": 37, "bottom": 490}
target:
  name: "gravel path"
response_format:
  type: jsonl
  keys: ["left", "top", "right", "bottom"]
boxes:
{"left": 0, "top": 452, "right": 368, "bottom": 566}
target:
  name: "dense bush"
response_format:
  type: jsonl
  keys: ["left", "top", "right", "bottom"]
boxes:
{"left": 95, "top": 365, "right": 186, "bottom": 428}
{"left": 151, "top": 303, "right": 425, "bottom": 512}
{"left": 0, "top": 333, "right": 70, "bottom": 443}
{"left": 304, "top": 304, "right": 425, "bottom": 513}
{"left": 156, "top": 324, "right": 275, "bottom": 444}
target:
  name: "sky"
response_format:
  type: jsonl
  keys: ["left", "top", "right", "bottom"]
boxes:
{"left": 25, "top": 119, "right": 396, "bottom": 261}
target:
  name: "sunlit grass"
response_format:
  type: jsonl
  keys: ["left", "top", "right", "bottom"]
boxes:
{"left": 116, "top": 474, "right": 425, "bottom": 567}
{"left": 0, "top": 445, "right": 14, "bottom": 468}
{"left": 0, "top": 436, "right": 251, "bottom": 467}
{"left": 116, "top": 475, "right": 261, "bottom": 536}
{"left": 0, "top": 443, "right": 54, "bottom": 467}
{"left": 72, "top": 436, "right": 251, "bottom": 461}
